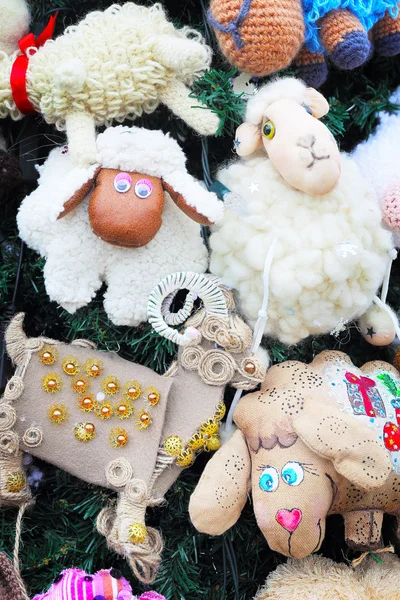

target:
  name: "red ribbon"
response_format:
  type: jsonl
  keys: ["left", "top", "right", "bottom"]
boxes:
{"left": 345, "top": 372, "right": 377, "bottom": 417}
{"left": 10, "top": 13, "right": 58, "bottom": 115}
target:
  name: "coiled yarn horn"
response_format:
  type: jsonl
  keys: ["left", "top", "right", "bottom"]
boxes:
{"left": 148, "top": 272, "right": 228, "bottom": 345}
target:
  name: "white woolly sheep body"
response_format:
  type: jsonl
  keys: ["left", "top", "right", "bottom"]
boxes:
{"left": 0, "top": 3, "right": 209, "bottom": 124}
{"left": 210, "top": 154, "right": 392, "bottom": 345}
{"left": 17, "top": 125, "right": 220, "bottom": 326}
{"left": 351, "top": 86, "right": 400, "bottom": 247}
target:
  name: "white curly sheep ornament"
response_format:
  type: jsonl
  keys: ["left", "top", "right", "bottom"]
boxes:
{"left": 210, "top": 78, "right": 397, "bottom": 347}
{"left": 17, "top": 125, "right": 223, "bottom": 326}
{"left": 0, "top": 2, "right": 219, "bottom": 167}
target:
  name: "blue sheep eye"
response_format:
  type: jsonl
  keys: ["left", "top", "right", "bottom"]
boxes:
{"left": 114, "top": 172, "right": 132, "bottom": 193}
{"left": 135, "top": 178, "right": 153, "bottom": 199}
{"left": 303, "top": 104, "right": 313, "bottom": 115}
{"left": 281, "top": 462, "right": 304, "bottom": 486}
{"left": 259, "top": 466, "right": 279, "bottom": 492}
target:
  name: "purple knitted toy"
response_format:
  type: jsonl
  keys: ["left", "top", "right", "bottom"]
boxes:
{"left": 32, "top": 568, "right": 167, "bottom": 600}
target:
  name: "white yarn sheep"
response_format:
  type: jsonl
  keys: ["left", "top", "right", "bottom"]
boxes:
{"left": 0, "top": 2, "right": 219, "bottom": 167}
{"left": 351, "top": 86, "right": 400, "bottom": 247}
{"left": 210, "top": 78, "right": 396, "bottom": 346}
{"left": 17, "top": 125, "right": 223, "bottom": 326}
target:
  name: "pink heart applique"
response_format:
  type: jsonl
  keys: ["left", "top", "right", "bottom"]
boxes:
{"left": 276, "top": 508, "right": 302, "bottom": 532}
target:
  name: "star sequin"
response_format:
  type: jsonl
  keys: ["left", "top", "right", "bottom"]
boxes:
{"left": 248, "top": 182, "right": 259, "bottom": 194}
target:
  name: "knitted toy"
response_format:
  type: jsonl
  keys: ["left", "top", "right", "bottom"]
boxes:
{"left": 0, "top": 0, "right": 30, "bottom": 56}
{"left": 190, "top": 350, "right": 400, "bottom": 558}
{"left": 0, "top": 552, "right": 28, "bottom": 600}
{"left": 0, "top": 2, "right": 220, "bottom": 168}
{"left": 351, "top": 85, "right": 400, "bottom": 248}
{"left": 17, "top": 125, "right": 223, "bottom": 326}
{"left": 208, "top": 0, "right": 400, "bottom": 87}
{"left": 0, "top": 272, "right": 268, "bottom": 583}
{"left": 209, "top": 78, "right": 397, "bottom": 347}
{"left": 32, "top": 568, "right": 166, "bottom": 600}
{"left": 254, "top": 553, "right": 400, "bottom": 599}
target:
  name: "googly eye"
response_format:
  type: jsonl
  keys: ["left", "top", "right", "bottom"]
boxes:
{"left": 259, "top": 466, "right": 279, "bottom": 492}
{"left": 262, "top": 120, "right": 275, "bottom": 139}
{"left": 281, "top": 462, "right": 304, "bottom": 486}
{"left": 114, "top": 172, "right": 132, "bottom": 193}
{"left": 135, "top": 178, "right": 153, "bottom": 199}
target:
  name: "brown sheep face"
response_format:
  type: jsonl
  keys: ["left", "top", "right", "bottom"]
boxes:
{"left": 251, "top": 441, "right": 337, "bottom": 558}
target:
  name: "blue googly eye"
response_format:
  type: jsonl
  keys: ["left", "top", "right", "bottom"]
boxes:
{"left": 135, "top": 178, "right": 153, "bottom": 199}
{"left": 259, "top": 466, "right": 279, "bottom": 492}
{"left": 114, "top": 172, "right": 132, "bottom": 193}
{"left": 281, "top": 462, "right": 304, "bottom": 486}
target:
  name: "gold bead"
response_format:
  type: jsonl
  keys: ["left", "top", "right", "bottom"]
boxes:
{"left": 83, "top": 397, "right": 93, "bottom": 409}
{"left": 43, "top": 352, "right": 51, "bottom": 361}
{"left": 52, "top": 409, "right": 61, "bottom": 418}
{"left": 140, "top": 413, "right": 150, "bottom": 424}
{"left": 117, "top": 434, "right": 127, "bottom": 444}
{"left": 101, "top": 406, "right": 111, "bottom": 417}
{"left": 129, "top": 387, "right": 138, "bottom": 396}
{"left": 65, "top": 363, "right": 75, "bottom": 374}
{"left": 48, "top": 403, "right": 68, "bottom": 424}
{"left": 76, "top": 379, "right": 85, "bottom": 389}
{"left": 109, "top": 427, "right": 129, "bottom": 448}
{"left": 74, "top": 422, "right": 96, "bottom": 442}
{"left": 90, "top": 365, "right": 100, "bottom": 375}
{"left": 107, "top": 382, "right": 116, "bottom": 391}
{"left": 39, "top": 346, "right": 58, "bottom": 365}
{"left": 245, "top": 361, "right": 256, "bottom": 375}
{"left": 47, "top": 379, "right": 57, "bottom": 389}
{"left": 84, "top": 423, "right": 95, "bottom": 434}
{"left": 205, "top": 436, "right": 221, "bottom": 452}
{"left": 118, "top": 404, "right": 127, "bottom": 414}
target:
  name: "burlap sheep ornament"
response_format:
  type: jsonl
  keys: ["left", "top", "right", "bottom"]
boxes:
{"left": 190, "top": 350, "right": 400, "bottom": 559}
{"left": 0, "top": 272, "right": 268, "bottom": 584}
{"left": 0, "top": 2, "right": 220, "bottom": 167}
{"left": 209, "top": 77, "right": 397, "bottom": 347}
{"left": 208, "top": 0, "right": 400, "bottom": 87}
{"left": 17, "top": 125, "right": 223, "bottom": 326}
{"left": 254, "top": 553, "right": 400, "bottom": 599}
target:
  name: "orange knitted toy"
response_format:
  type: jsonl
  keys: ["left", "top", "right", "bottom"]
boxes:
{"left": 208, "top": 0, "right": 400, "bottom": 86}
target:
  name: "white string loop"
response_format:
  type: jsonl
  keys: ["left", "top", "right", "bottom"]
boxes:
{"left": 148, "top": 272, "right": 228, "bottom": 345}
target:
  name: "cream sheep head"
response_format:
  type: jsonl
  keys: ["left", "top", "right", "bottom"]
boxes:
{"left": 235, "top": 78, "right": 341, "bottom": 195}
{"left": 189, "top": 352, "right": 400, "bottom": 559}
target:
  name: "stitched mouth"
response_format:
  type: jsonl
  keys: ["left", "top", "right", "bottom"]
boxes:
{"left": 287, "top": 519, "right": 323, "bottom": 557}
{"left": 297, "top": 139, "right": 331, "bottom": 169}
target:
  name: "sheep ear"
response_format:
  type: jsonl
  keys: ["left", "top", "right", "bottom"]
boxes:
{"left": 162, "top": 180, "right": 212, "bottom": 226}
{"left": 304, "top": 88, "right": 329, "bottom": 118}
{"left": 292, "top": 403, "right": 392, "bottom": 490}
{"left": 57, "top": 166, "right": 101, "bottom": 219}
{"left": 189, "top": 429, "right": 250, "bottom": 535}
{"left": 235, "top": 123, "right": 261, "bottom": 157}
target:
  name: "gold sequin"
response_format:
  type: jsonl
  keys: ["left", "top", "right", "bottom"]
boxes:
{"left": 214, "top": 401, "right": 226, "bottom": 422}
{"left": 62, "top": 356, "right": 81, "bottom": 376}
{"left": 39, "top": 346, "right": 59, "bottom": 366}
{"left": 42, "top": 372, "right": 62, "bottom": 393}
{"left": 134, "top": 409, "right": 152, "bottom": 430}
{"left": 101, "top": 376, "right": 120, "bottom": 396}
{"left": 115, "top": 399, "right": 134, "bottom": 420}
{"left": 95, "top": 400, "right": 114, "bottom": 420}
{"left": 127, "top": 522, "right": 147, "bottom": 544}
{"left": 164, "top": 435, "right": 184, "bottom": 456}
{"left": 122, "top": 380, "right": 141, "bottom": 401}
{"left": 5, "top": 471, "right": 27, "bottom": 493}
{"left": 146, "top": 386, "right": 160, "bottom": 406}
{"left": 48, "top": 403, "right": 69, "bottom": 425}
{"left": 187, "top": 432, "right": 205, "bottom": 452}
{"left": 71, "top": 376, "right": 90, "bottom": 394}
{"left": 109, "top": 427, "right": 129, "bottom": 448}
{"left": 77, "top": 393, "right": 96, "bottom": 412}
{"left": 74, "top": 422, "right": 96, "bottom": 442}
{"left": 200, "top": 419, "right": 220, "bottom": 437}
{"left": 84, "top": 358, "right": 104, "bottom": 378}
{"left": 176, "top": 449, "right": 195, "bottom": 467}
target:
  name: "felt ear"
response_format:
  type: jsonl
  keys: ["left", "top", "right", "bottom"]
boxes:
{"left": 292, "top": 403, "right": 392, "bottom": 490}
{"left": 304, "top": 88, "right": 330, "bottom": 118}
{"left": 162, "top": 180, "right": 212, "bottom": 226}
{"left": 235, "top": 122, "right": 262, "bottom": 157}
{"left": 189, "top": 429, "right": 251, "bottom": 535}
{"left": 57, "top": 166, "right": 101, "bottom": 219}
